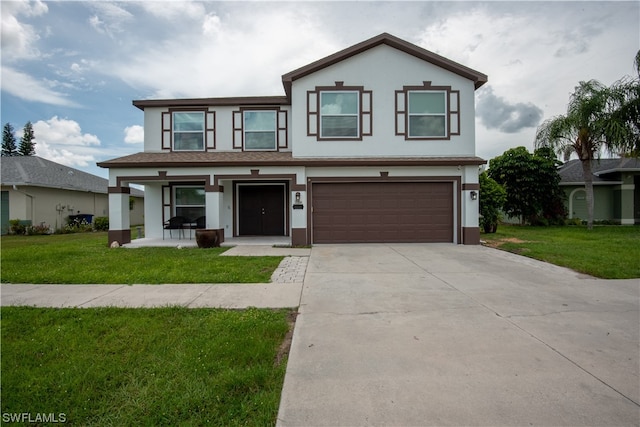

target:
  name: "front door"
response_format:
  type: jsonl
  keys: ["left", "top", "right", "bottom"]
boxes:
{"left": 238, "top": 184, "right": 285, "bottom": 235}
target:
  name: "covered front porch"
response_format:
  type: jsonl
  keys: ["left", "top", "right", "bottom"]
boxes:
{"left": 122, "top": 235, "right": 292, "bottom": 248}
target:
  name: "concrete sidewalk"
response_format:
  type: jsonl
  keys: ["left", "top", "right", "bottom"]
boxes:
{"left": 277, "top": 244, "right": 640, "bottom": 426}
{"left": 0, "top": 283, "right": 302, "bottom": 309}
{"left": 0, "top": 250, "right": 308, "bottom": 309}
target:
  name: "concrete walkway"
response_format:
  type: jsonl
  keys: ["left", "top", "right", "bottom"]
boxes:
{"left": 1, "top": 246, "right": 309, "bottom": 309}
{"left": 276, "top": 244, "right": 640, "bottom": 426}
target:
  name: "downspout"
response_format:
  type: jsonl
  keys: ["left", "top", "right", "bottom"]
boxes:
{"left": 12, "top": 185, "right": 35, "bottom": 224}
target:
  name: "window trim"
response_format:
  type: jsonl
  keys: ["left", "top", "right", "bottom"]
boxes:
{"left": 162, "top": 108, "right": 215, "bottom": 152}
{"left": 395, "top": 81, "right": 460, "bottom": 141}
{"left": 232, "top": 107, "right": 287, "bottom": 151}
{"left": 307, "top": 83, "right": 372, "bottom": 141}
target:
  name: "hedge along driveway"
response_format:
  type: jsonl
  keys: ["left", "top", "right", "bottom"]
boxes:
{"left": 1, "top": 233, "right": 283, "bottom": 284}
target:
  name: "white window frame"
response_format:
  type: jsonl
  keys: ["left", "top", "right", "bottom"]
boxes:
{"left": 243, "top": 110, "right": 277, "bottom": 151}
{"left": 319, "top": 91, "right": 360, "bottom": 139}
{"left": 172, "top": 111, "right": 205, "bottom": 151}
{"left": 407, "top": 90, "right": 448, "bottom": 139}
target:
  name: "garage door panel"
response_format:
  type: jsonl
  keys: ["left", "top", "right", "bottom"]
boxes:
{"left": 312, "top": 182, "right": 453, "bottom": 243}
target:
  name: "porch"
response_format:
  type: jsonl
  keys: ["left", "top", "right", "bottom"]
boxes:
{"left": 123, "top": 235, "right": 292, "bottom": 248}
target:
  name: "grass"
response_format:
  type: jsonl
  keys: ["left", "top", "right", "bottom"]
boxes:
{"left": 0, "top": 233, "right": 283, "bottom": 284}
{"left": 1, "top": 306, "right": 294, "bottom": 426}
{"left": 482, "top": 225, "right": 640, "bottom": 279}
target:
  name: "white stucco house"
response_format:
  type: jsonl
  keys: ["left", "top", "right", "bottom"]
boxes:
{"left": 98, "top": 33, "right": 488, "bottom": 246}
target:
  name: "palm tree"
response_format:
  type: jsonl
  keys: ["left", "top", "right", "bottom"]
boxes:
{"left": 535, "top": 53, "right": 640, "bottom": 229}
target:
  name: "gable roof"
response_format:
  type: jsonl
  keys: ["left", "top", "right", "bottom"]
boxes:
{"left": 559, "top": 158, "right": 640, "bottom": 184}
{"left": 1, "top": 156, "right": 143, "bottom": 196}
{"left": 281, "top": 32, "right": 488, "bottom": 97}
{"left": 132, "top": 33, "right": 488, "bottom": 110}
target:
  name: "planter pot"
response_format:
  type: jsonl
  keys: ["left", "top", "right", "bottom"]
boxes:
{"left": 195, "top": 229, "right": 220, "bottom": 248}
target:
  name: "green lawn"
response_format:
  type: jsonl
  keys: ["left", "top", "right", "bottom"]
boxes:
{"left": 0, "top": 233, "right": 283, "bottom": 284}
{"left": 482, "top": 225, "right": 640, "bottom": 279}
{"left": 1, "top": 306, "right": 293, "bottom": 426}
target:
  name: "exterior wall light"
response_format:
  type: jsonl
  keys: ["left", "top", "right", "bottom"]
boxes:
{"left": 295, "top": 192, "right": 301, "bottom": 203}
{"left": 470, "top": 191, "right": 478, "bottom": 200}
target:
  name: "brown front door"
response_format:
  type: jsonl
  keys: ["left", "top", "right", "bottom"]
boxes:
{"left": 238, "top": 184, "right": 285, "bottom": 235}
{"left": 312, "top": 182, "right": 453, "bottom": 243}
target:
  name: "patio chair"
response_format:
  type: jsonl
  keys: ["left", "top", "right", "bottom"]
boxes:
{"left": 163, "top": 216, "right": 186, "bottom": 239}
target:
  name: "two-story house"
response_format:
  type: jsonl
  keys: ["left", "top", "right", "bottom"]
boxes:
{"left": 98, "top": 33, "right": 488, "bottom": 246}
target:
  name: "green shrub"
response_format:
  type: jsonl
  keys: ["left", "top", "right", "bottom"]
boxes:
{"left": 93, "top": 216, "right": 109, "bottom": 231}
{"left": 479, "top": 172, "right": 506, "bottom": 233}
{"left": 26, "top": 224, "right": 51, "bottom": 235}
{"left": 8, "top": 219, "right": 28, "bottom": 235}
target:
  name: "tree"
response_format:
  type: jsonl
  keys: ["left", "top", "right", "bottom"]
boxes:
{"left": 479, "top": 171, "right": 506, "bottom": 233}
{"left": 18, "top": 121, "right": 36, "bottom": 156}
{"left": 535, "top": 51, "right": 640, "bottom": 229}
{"left": 488, "top": 146, "right": 566, "bottom": 225}
{"left": 2, "top": 123, "right": 18, "bottom": 156}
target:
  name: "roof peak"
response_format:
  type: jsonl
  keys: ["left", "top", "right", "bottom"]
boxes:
{"left": 281, "top": 32, "right": 487, "bottom": 97}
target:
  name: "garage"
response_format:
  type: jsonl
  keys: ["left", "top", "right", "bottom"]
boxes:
{"left": 312, "top": 182, "right": 454, "bottom": 243}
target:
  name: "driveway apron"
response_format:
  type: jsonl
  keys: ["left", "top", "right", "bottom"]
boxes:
{"left": 277, "top": 244, "right": 640, "bottom": 426}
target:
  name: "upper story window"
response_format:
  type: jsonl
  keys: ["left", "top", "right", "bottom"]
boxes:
{"left": 161, "top": 109, "right": 215, "bottom": 151}
{"left": 408, "top": 91, "right": 447, "bottom": 138}
{"left": 233, "top": 108, "right": 288, "bottom": 151}
{"left": 244, "top": 111, "right": 276, "bottom": 150}
{"left": 307, "top": 83, "right": 372, "bottom": 141}
{"left": 396, "top": 82, "right": 460, "bottom": 141}
{"left": 173, "top": 112, "right": 204, "bottom": 151}
{"left": 320, "top": 91, "right": 359, "bottom": 138}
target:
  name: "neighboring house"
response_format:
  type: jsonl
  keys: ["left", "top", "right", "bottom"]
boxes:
{"left": 1, "top": 156, "right": 144, "bottom": 234}
{"left": 559, "top": 158, "right": 640, "bottom": 224}
{"left": 98, "top": 33, "right": 488, "bottom": 246}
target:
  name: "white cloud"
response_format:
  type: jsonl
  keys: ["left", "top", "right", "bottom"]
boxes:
{"left": 1, "top": 66, "right": 79, "bottom": 107}
{"left": 124, "top": 125, "right": 144, "bottom": 144}
{"left": 0, "top": 0, "right": 48, "bottom": 61}
{"left": 88, "top": 2, "right": 134, "bottom": 38}
{"left": 32, "top": 117, "right": 101, "bottom": 167}
{"left": 109, "top": 6, "right": 338, "bottom": 98}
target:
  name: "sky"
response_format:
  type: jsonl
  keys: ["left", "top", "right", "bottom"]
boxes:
{"left": 1, "top": 0, "right": 639, "bottom": 179}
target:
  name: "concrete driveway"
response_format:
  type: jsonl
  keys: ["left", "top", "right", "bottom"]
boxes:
{"left": 277, "top": 244, "right": 640, "bottom": 426}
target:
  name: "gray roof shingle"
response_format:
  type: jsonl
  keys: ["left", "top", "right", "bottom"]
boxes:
{"left": 559, "top": 158, "right": 640, "bottom": 184}
{"left": 1, "top": 156, "right": 143, "bottom": 196}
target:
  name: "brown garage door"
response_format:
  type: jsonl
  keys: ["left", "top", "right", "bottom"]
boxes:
{"left": 312, "top": 182, "right": 453, "bottom": 243}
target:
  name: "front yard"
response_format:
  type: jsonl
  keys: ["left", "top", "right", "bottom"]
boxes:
{"left": 1, "top": 306, "right": 293, "bottom": 426}
{"left": 0, "top": 233, "right": 283, "bottom": 284}
{"left": 482, "top": 225, "right": 640, "bottom": 279}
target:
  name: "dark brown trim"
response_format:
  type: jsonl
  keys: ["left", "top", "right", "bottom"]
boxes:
{"left": 291, "top": 228, "right": 307, "bottom": 246}
{"left": 213, "top": 172, "right": 305, "bottom": 192}
{"left": 462, "top": 183, "right": 480, "bottom": 191}
{"left": 233, "top": 181, "right": 290, "bottom": 238}
{"left": 133, "top": 96, "right": 289, "bottom": 111}
{"left": 462, "top": 227, "right": 480, "bottom": 245}
{"left": 163, "top": 108, "right": 214, "bottom": 153}
{"left": 116, "top": 173, "right": 213, "bottom": 190}
{"left": 98, "top": 151, "right": 487, "bottom": 169}
{"left": 109, "top": 229, "right": 131, "bottom": 245}
{"left": 282, "top": 32, "right": 487, "bottom": 98}
{"left": 311, "top": 84, "right": 372, "bottom": 141}
{"left": 233, "top": 107, "right": 286, "bottom": 152}
{"left": 108, "top": 186, "right": 131, "bottom": 194}
{"left": 399, "top": 82, "right": 453, "bottom": 141}
{"left": 306, "top": 176, "right": 462, "bottom": 244}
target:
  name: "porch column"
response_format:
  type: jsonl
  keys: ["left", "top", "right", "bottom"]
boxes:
{"left": 108, "top": 186, "right": 131, "bottom": 245}
{"left": 461, "top": 166, "right": 481, "bottom": 245}
{"left": 205, "top": 190, "right": 223, "bottom": 237}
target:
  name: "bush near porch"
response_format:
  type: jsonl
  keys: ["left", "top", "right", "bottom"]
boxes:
{"left": 0, "top": 233, "right": 283, "bottom": 284}
{"left": 482, "top": 225, "right": 640, "bottom": 279}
